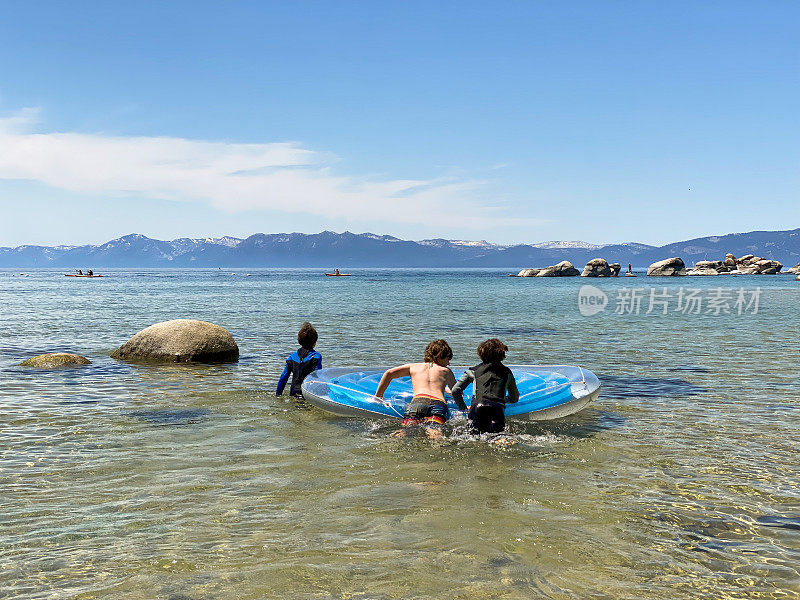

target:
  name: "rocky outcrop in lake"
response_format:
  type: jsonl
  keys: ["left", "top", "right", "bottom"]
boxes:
{"left": 724, "top": 253, "right": 737, "bottom": 270}
{"left": 734, "top": 255, "right": 782, "bottom": 274}
{"left": 581, "top": 258, "right": 614, "bottom": 277}
{"left": 19, "top": 353, "right": 91, "bottom": 368}
{"left": 788, "top": 261, "right": 800, "bottom": 274}
{"left": 682, "top": 254, "right": 783, "bottom": 275}
{"left": 647, "top": 257, "right": 687, "bottom": 276}
{"left": 687, "top": 260, "right": 722, "bottom": 276}
{"left": 111, "top": 319, "right": 239, "bottom": 363}
{"left": 517, "top": 261, "right": 580, "bottom": 277}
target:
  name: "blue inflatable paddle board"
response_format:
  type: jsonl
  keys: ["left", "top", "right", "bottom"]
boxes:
{"left": 301, "top": 365, "right": 600, "bottom": 421}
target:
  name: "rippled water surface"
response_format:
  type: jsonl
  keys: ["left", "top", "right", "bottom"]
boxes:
{"left": 1, "top": 269, "right": 799, "bottom": 599}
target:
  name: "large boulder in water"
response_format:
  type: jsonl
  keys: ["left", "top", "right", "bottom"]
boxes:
{"left": 609, "top": 263, "right": 621, "bottom": 277}
{"left": 647, "top": 257, "right": 687, "bottom": 276}
{"left": 737, "top": 254, "right": 756, "bottom": 266}
{"left": 687, "top": 260, "right": 722, "bottom": 276}
{"left": 723, "top": 254, "right": 737, "bottom": 271}
{"left": 517, "top": 262, "right": 578, "bottom": 277}
{"left": 754, "top": 259, "right": 782, "bottom": 274}
{"left": 517, "top": 268, "right": 541, "bottom": 277}
{"left": 19, "top": 352, "right": 91, "bottom": 368}
{"left": 737, "top": 259, "right": 782, "bottom": 274}
{"left": 536, "top": 260, "right": 580, "bottom": 277}
{"left": 788, "top": 261, "right": 800, "bottom": 274}
{"left": 581, "top": 258, "right": 613, "bottom": 277}
{"left": 111, "top": 319, "right": 239, "bottom": 363}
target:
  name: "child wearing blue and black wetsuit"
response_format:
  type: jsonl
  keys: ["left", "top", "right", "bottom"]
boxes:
{"left": 276, "top": 322, "right": 322, "bottom": 397}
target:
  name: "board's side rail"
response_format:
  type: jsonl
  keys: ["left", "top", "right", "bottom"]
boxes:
{"left": 317, "top": 380, "right": 407, "bottom": 418}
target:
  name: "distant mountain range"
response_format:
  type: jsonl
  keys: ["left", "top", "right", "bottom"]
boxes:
{"left": 2, "top": 228, "right": 799, "bottom": 268}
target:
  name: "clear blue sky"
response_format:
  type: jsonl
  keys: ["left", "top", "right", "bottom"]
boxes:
{"left": 0, "top": 1, "right": 797, "bottom": 247}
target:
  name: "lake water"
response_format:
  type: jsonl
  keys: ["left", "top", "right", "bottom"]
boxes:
{"left": 1, "top": 268, "right": 798, "bottom": 599}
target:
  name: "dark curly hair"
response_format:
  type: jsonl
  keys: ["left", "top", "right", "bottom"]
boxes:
{"left": 424, "top": 339, "right": 453, "bottom": 364}
{"left": 297, "top": 322, "right": 318, "bottom": 349}
{"left": 477, "top": 338, "right": 508, "bottom": 363}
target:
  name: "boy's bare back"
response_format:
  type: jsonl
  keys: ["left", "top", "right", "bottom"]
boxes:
{"left": 374, "top": 361, "right": 456, "bottom": 401}
{"left": 406, "top": 362, "right": 456, "bottom": 400}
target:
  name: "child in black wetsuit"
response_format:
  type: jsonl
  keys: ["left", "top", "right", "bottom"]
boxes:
{"left": 276, "top": 322, "right": 322, "bottom": 397}
{"left": 451, "top": 338, "right": 519, "bottom": 434}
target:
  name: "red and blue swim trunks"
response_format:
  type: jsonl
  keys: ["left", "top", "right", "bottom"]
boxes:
{"left": 402, "top": 394, "right": 449, "bottom": 428}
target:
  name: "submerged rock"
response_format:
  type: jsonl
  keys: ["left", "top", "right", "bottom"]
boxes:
{"left": 20, "top": 353, "right": 91, "bottom": 368}
{"left": 111, "top": 319, "right": 239, "bottom": 363}
{"left": 581, "top": 258, "right": 614, "bottom": 277}
{"left": 647, "top": 257, "right": 687, "bottom": 276}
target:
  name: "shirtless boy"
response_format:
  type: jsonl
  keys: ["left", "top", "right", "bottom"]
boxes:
{"left": 374, "top": 339, "right": 458, "bottom": 437}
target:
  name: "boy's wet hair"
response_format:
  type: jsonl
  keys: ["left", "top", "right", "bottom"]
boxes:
{"left": 424, "top": 339, "right": 453, "bottom": 363}
{"left": 297, "top": 322, "right": 318, "bottom": 349}
{"left": 477, "top": 338, "right": 508, "bottom": 363}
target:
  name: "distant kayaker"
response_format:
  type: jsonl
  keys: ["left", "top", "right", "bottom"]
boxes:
{"left": 627, "top": 263, "right": 632, "bottom": 274}
{"left": 88, "top": 269, "right": 93, "bottom": 276}
{"left": 334, "top": 268, "right": 340, "bottom": 275}
{"left": 77, "top": 269, "right": 83, "bottom": 275}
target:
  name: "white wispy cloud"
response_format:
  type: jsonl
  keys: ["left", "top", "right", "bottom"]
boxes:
{"left": 0, "top": 108, "right": 537, "bottom": 228}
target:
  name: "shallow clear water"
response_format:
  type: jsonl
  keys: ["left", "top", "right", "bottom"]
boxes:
{"left": 1, "top": 268, "right": 798, "bottom": 599}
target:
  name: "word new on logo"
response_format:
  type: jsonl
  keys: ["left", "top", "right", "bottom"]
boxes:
{"left": 578, "top": 285, "right": 609, "bottom": 316}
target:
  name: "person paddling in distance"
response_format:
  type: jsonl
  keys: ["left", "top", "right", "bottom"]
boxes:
{"left": 374, "top": 339, "right": 459, "bottom": 438}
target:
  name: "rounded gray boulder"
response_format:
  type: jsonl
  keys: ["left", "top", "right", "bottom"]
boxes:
{"left": 581, "top": 258, "right": 613, "bottom": 277}
{"left": 517, "top": 268, "right": 541, "bottom": 277}
{"left": 20, "top": 353, "right": 91, "bottom": 368}
{"left": 647, "top": 257, "right": 687, "bottom": 276}
{"left": 111, "top": 319, "right": 239, "bottom": 363}
{"left": 536, "top": 260, "right": 580, "bottom": 277}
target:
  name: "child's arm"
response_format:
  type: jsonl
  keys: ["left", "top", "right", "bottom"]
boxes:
{"left": 374, "top": 365, "right": 411, "bottom": 398}
{"left": 276, "top": 359, "right": 291, "bottom": 396}
{"left": 315, "top": 352, "right": 322, "bottom": 370}
{"left": 450, "top": 369, "right": 474, "bottom": 411}
{"left": 505, "top": 373, "right": 519, "bottom": 404}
